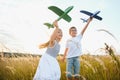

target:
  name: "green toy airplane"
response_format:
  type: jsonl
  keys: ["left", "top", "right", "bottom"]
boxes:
{"left": 44, "top": 6, "right": 74, "bottom": 29}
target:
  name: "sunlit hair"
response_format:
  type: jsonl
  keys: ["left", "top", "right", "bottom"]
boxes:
{"left": 39, "top": 28, "right": 62, "bottom": 49}
{"left": 69, "top": 26, "right": 76, "bottom": 34}
{"left": 39, "top": 41, "right": 49, "bottom": 49}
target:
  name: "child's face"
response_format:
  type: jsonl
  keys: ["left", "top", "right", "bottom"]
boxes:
{"left": 56, "top": 29, "right": 63, "bottom": 40}
{"left": 70, "top": 28, "right": 77, "bottom": 37}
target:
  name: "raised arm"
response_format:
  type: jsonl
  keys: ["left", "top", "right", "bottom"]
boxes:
{"left": 49, "top": 20, "right": 59, "bottom": 47}
{"left": 80, "top": 17, "right": 93, "bottom": 36}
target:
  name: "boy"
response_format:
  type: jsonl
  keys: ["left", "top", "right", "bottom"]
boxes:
{"left": 62, "top": 17, "right": 93, "bottom": 80}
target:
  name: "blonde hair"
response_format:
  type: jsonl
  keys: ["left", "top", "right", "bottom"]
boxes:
{"left": 39, "top": 28, "right": 62, "bottom": 49}
{"left": 39, "top": 41, "right": 50, "bottom": 49}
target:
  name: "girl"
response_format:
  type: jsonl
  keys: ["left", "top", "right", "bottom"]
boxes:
{"left": 33, "top": 20, "right": 63, "bottom": 80}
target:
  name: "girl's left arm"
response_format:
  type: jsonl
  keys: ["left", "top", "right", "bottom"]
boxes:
{"left": 49, "top": 20, "right": 59, "bottom": 47}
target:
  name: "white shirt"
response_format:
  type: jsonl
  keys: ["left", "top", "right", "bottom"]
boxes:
{"left": 66, "top": 34, "right": 82, "bottom": 58}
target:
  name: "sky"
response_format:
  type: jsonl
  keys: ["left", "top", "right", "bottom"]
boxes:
{"left": 0, "top": 0, "right": 120, "bottom": 55}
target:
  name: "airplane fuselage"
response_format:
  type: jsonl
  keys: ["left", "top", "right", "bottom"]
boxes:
{"left": 91, "top": 11, "right": 100, "bottom": 17}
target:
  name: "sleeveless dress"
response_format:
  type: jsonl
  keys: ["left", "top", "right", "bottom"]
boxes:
{"left": 33, "top": 41, "right": 61, "bottom": 80}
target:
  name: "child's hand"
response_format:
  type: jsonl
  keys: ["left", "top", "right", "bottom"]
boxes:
{"left": 53, "top": 20, "right": 59, "bottom": 28}
{"left": 61, "top": 57, "right": 65, "bottom": 62}
{"left": 88, "top": 17, "right": 93, "bottom": 22}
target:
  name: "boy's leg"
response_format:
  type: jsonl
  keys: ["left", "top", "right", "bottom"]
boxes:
{"left": 66, "top": 58, "right": 73, "bottom": 80}
{"left": 73, "top": 57, "right": 80, "bottom": 80}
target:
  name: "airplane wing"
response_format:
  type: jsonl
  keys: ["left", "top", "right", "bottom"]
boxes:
{"left": 80, "top": 10, "right": 102, "bottom": 20}
{"left": 48, "top": 6, "right": 64, "bottom": 17}
{"left": 93, "top": 15, "right": 102, "bottom": 20}
{"left": 80, "top": 10, "right": 93, "bottom": 16}
{"left": 61, "top": 14, "right": 71, "bottom": 22}
{"left": 48, "top": 6, "right": 72, "bottom": 22}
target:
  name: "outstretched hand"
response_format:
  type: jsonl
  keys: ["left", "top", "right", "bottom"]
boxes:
{"left": 53, "top": 20, "right": 59, "bottom": 28}
{"left": 87, "top": 17, "right": 93, "bottom": 22}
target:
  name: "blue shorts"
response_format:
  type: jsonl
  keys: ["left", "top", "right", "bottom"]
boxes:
{"left": 66, "top": 56, "right": 80, "bottom": 78}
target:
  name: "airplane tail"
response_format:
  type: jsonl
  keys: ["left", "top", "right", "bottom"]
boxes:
{"left": 44, "top": 23, "right": 54, "bottom": 29}
{"left": 80, "top": 18, "right": 88, "bottom": 23}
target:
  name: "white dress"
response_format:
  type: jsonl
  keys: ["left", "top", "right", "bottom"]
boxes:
{"left": 33, "top": 41, "right": 61, "bottom": 80}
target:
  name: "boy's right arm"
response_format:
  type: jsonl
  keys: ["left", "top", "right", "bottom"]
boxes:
{"left": 62, "top": 48, "right": 68, "bottom": 62}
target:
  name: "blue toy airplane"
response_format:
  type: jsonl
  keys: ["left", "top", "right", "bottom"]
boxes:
{"left": 44, "top": 6, "right": 74, "bottom": 29}
{"left": 80, "top": 10, "right": 102, "bottom": 23}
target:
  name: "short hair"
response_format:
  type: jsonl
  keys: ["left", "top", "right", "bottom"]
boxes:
{"left": 69, "top": 26, "right": 76, "bottom": 34}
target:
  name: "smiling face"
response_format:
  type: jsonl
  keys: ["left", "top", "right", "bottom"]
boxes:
{"left": 56, "top": 28, "right": 63, "bottom": 41}
{"left": 69, "top": 27, "right": 77, "bottom": 37}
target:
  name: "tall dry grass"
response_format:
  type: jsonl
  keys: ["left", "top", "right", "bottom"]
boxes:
{"left": 0, "top": 57, "right": 39, "bottom": 80}
{"left": 0, "top": 50, "right": 120, "bottom": 80}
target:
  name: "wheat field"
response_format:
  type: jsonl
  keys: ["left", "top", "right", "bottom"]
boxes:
{"left": 0, "top": 54, "right": 120, "bottom": 80}
{"left": 0, "top": 44, "right": 120, "bottom": 80}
